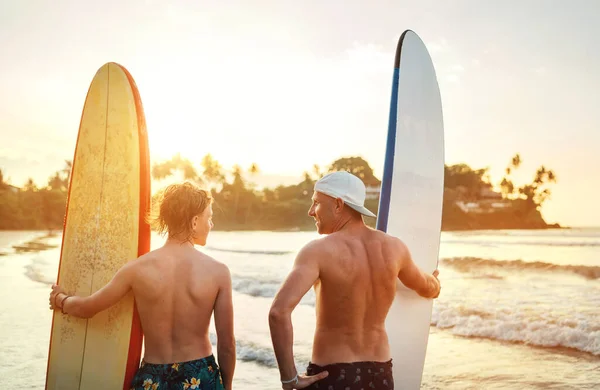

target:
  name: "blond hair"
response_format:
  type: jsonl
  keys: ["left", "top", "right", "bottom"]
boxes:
{"left": 148, "top": 182, "right": 212, "bottom": 240}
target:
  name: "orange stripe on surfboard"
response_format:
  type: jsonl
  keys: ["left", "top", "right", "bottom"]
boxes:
{"left": 116, "top": 63, "right": 151, "bottom": 390}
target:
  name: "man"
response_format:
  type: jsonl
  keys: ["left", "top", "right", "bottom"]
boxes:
{"left": 269, "top": 171, "right": 441, "bottom": 390}
{"left": 49, "top": 182, "right": 236, "bottom": 390}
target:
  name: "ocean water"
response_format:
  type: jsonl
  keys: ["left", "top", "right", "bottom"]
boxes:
{"left": 0, "top": 228, "right": 598, "bottom": 389}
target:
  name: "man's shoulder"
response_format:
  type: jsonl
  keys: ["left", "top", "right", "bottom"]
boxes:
{"left": 290, "top": 237, "right": 333, "bottom": 267}
{"left": 367, "top": 227, "right": 405, "bottom": 246}
{"left": 301, "top": 228, "right": 394, "bottom": 251}
{"left": 337, "top": 226, "right": 401, "bottom": 247}
{"left": 299, "top": 236, "right": 335, "bottom": 255}
{"left": 379, "top": 233, "right": 410, "bottom": 262}
{"left": 362, "top": 229, "right": 408, "bottom": 258}
{"left": 385, "top": 232, "right": 406, "bottom": 248}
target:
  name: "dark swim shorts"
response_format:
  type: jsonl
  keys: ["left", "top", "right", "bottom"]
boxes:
{"left": 129, "top": 354, "right": 224, "bottom": 390}
{"left": 304, "top": 359, "right": 394, "bottom": 389}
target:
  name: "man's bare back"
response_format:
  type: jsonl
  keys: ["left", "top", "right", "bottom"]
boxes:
{"left": 269, "top": 172, "right": 440, "bottom": 389}
{"left": 132, "top": 243, "right": 231, "bottom": 363}
{"left": 311, "top": 227, "right": 400, "bottom": 364}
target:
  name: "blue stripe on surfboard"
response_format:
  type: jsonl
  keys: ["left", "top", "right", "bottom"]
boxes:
{"left": 376, "top": 66, "right": 400, "bottom": 233}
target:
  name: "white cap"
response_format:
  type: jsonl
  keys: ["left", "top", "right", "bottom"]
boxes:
{"left": 314, "top": 171, "right": 377, "bottom": 218}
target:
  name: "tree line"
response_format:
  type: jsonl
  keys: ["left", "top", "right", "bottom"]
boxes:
{"left": 0, "top": 153, "right": 558, "bottom": 231}
{"left": 0, "top": 161, "right": 71, "bottom": 230}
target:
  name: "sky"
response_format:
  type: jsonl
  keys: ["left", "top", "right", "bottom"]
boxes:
{"left": 0, "top": 0, "right": 598, "bottom": 226}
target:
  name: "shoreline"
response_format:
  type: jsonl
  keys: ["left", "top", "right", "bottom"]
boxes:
{"left": 11, "top": 234, "right": 598, "bottom": 362}
{"left": 0, "top": 231, "right": 59, "bottom": 256}
{"left": 0, "top": 229, "right": 597, "bottom": 390}
{"left": 187, "top": 224, "right": 570, "bottom": 233}
{"left": 0, "top": 225, "right": 572, "bottom": 233}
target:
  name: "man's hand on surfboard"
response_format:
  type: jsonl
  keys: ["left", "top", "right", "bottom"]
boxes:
{"left": 430, "top": 269, "right": 441, "bottom": 299}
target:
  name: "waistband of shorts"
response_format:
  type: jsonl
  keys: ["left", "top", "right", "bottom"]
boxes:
{"left": 141, "top": 354, "right": 217, "bottom": 369}
{"left": 307, "top": 358, "right": 393, "bottom": 370}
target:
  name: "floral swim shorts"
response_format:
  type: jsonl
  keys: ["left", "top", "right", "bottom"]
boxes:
{"left": 130, "top": 354, "right": 224, "bottom": 390}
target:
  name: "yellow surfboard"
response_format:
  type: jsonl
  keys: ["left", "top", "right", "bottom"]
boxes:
{"left": 45, "top": 62, "right": 151, "bottom": 390}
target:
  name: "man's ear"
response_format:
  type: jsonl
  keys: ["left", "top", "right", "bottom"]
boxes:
{"left": 335, "top": 198, "right": 345, "bottom": 213}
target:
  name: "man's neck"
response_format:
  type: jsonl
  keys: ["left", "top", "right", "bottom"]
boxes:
{"left": 332, "top": 215, "right": 364, "bottom": 233}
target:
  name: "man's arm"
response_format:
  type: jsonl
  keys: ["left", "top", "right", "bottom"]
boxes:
{"left": 51, "top": 260, "right": 136, "bottom": 318}
{"left": 269, "top": 241, "right": 328, "bottom": 389}
{"left": 214, "top": 265, "right": 236, "bottom": 390}
{"left": 396, "top": 240, "right": 440, "bottom": 298}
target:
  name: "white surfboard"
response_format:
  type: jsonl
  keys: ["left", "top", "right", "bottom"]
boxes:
{"left": 377, "top": 30, "right": 445, "bottom": 389}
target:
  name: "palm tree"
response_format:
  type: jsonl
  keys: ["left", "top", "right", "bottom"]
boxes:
{"left": 47, "top": 173, "right": 63, "bottom": 191}
{"left": 500, "top": 177, "right": 514, "bottom": 198}
{"left": 231, "top": 165, "right": 244, "bottom": 188}
{"left": 505, "top": 153, "right": 521, "bottom": 175}
{"left": 152, "top": 154, "right": 200, "bottom": 183}
{"left": 312, "top": 164, "right": 321, "bottom": 180}
{"left": 244, "top": 163, "right": 260, "bottom": 222}
{"left": 226, "top": 165, "right": 247, "bottom": 222}
{"left": 181, "top": 160, "right": 198, "bottom": 181}
{"left": 246, "top": 163, "right": 260, "bottom": 189}
{"left": 24, "top": 178, "right": 37, "bottom": 192}
{"left": 511, "top": 154, "right": 521, "bottom": 169}
{"left": 501, "top": 153, "right": 522, "bottom": 197}
{"left": 62, "top": 160, "right": 72, "bottom": 178}
{"left": 201, "top": 154, "right": 225, "bottom": 190}
{"left": 61, "top": 160, "right": 73, "bottom": 190}
{"left": 248, "top": 163, "right": 259, "bottom": 175}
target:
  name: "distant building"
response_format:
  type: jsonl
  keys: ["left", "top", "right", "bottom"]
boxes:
{"left": 455, "top": 199, "right": 512, "bottom": 214}
{"left": 1, "top": 184, "right": 20, "bottom": 193}
{"left": 365, "top": 185, "right": 380, "bottom": 200}
{"left": 456, "top": 201, "right": 482, "bottom": 213}
{"left": 480, "top": 187, "right": 503, "bottom": 199}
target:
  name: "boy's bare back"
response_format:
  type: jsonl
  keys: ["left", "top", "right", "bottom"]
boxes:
{"left": 132, "top": 244, "right": 231, "bottom": 363}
